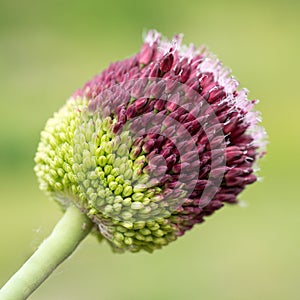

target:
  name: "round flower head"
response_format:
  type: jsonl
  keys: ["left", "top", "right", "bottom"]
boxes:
{"left": 34, "top": 30, "right": 266, "bottom": 253}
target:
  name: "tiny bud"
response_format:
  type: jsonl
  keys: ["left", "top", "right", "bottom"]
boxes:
{"left": 160, "top": 53, "right": 174, "bottom": 73}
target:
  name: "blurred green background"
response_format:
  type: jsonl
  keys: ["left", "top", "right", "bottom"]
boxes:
{"left": 0, "top": 0, "right": 299, "bottom": 299}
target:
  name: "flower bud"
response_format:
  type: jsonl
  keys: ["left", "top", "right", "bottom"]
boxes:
{"left": 34, "top": 30, "right": 266, "bottom": 253}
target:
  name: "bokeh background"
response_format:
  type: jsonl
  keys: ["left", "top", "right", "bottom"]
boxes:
{"left": 1, "top": 0, "right": 299, "bottom": 299}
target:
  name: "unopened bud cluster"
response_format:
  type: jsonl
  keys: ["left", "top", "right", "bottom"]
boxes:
{"left": 35, "top": 30, "right": 266, "bottom": 252}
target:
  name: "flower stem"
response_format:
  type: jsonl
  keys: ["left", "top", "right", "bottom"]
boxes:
{"left": 0, "top": 205, "right": 93, "bottom": 300}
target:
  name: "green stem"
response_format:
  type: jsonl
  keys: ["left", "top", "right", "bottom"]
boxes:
{"left": 0, "top": 205, "right": 93, "bottom": 300}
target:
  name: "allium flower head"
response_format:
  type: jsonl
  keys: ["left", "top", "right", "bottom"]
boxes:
{"left": 34, "top": 30, "right": 266, "bottom": 253}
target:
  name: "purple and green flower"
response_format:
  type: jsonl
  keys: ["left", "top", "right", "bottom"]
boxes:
{"left": 35, "top": 30, "right": 266, "bottom": 253}
{"left": 1, "top": 30, "right": 266, "bottom": 299}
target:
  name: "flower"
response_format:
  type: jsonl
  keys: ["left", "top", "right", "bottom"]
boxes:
{"left": 34, "top": 30, "right": 266, "bottom": 253}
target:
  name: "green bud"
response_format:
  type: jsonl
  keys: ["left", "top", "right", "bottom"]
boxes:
{"left": 132, "top": 192, "right": 144, "bottom": 201}
{"left": 108, "top": 181, "right": 118, "bottom": 191}
{"left": 123, "top": 198, "right": 132, "bottom": 206}
{"left": 106, "top": 153, "right": 115, "bottom": 165}
{"left": 153, "top": 229, "right": 164, "bottom": 237}
{"left": 107, "top": 174, "right": 115, "bottom": 183}
{"left": 122, "top": 186, "right": 133, "bottom": 197}
{"left": 104, "top": 165, "right": 113, "bottom": 175}
{"left": 124, "top": 169, "right": 133, "bottom": 180}
{"left": 133, "top": 184, "right": 147, "bottom": 193}
{"left": 104, "top": 205, "right": 113, "bottom": 214}
{"left": 114, "top": 232, "right": 124, "bottom": 241}
{"left": 97, "top": 156, "right": 107, "bottom": 167}
{"left": 104, "top": 141, "right": 113, "bottom": 154}
{"left": 114, "top": 185, "right": 123, "bottom": 195}
{"left": 131, "top": 202, "right": 144, "bottom": 210}
{"left": 121, "top": 211, "right": 132, "bottom": 220}
{"left": 117, "top": 144, "right": 128, "bottom": 156}
{"left": 133, "top": 221, "right": 145, "bottom": 230}
{"left": 121, "top": 221, "right": 133, "bottom": 229}
{"left": 124, "top": 237, "right": 133, "bottom": 245}
{"left": 140, "top": 228, "right": 151, "bottom": 236}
